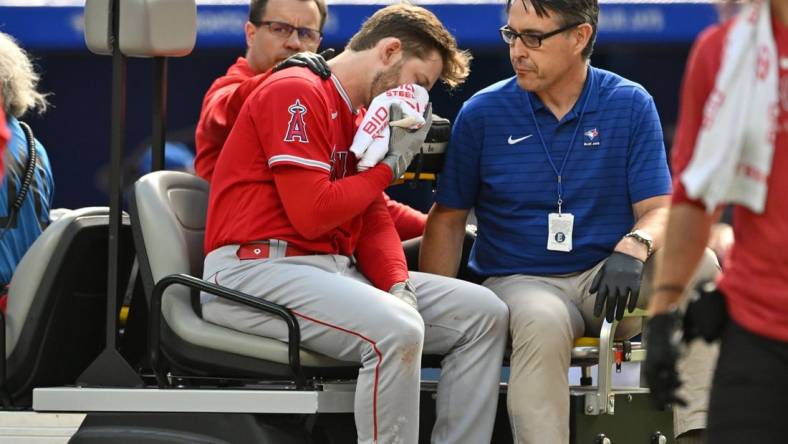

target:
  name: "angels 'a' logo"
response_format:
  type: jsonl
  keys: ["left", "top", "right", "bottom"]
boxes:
{"left": 284, "top": 99, "right": 309, "bottom": 143}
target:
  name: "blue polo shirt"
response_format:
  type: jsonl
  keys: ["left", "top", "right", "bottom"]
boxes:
{"left": 436, "top": 66, "right": 671, "bottom": 276}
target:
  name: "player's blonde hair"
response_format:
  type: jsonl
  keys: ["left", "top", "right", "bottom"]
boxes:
{"left": 0, "top": 32, "right": 48, "bottom": 118}
{"left": 347, "top": 3, "right": 471, "bottom": 89}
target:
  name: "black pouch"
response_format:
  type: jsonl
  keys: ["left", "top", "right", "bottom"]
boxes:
{"left": 407, "top": 114, "right": 451, "bottom": 176}
{"left": 684, "top": 280, "right": 729, "bottom": 343}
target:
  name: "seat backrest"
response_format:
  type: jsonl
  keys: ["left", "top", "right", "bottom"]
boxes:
{"left": 5, "top": 207, "right": 135, "bottom": 404}
{"left": 84, "top": 0, "right": 197, "bottom": 57}
{"left": 132, "top": 171, "right": 207, "bottom": 287}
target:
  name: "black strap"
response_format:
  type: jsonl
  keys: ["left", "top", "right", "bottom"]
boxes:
{"left": 14, "top": 121, "right": 37, "bottom": 214}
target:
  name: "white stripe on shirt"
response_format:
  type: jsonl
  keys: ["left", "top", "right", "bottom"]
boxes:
{"left": 268, "top": 154, "right": 331, "bottom": 172}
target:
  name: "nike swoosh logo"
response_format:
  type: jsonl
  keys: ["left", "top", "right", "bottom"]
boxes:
{"left": 508, "top": 134, "right": 533, "bottom": 145}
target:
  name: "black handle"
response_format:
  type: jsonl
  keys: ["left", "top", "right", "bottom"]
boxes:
{"left": 148, "top": 273, "right": 305, "bottom": 389}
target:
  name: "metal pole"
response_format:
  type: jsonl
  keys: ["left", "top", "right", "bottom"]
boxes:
{"left": 77, "top": 0, "right": 143, "bottom": 387}
{"left": 151, "top": 56, "right": 168, "bottom": 172}
{"left": 105, "top": 0, "right": 126, "bottom": 350}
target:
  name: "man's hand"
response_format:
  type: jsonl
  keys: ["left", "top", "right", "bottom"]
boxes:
{"left": 590, "top": 252, "right": 644, "bottom": 322}
{"left": 644, "top": 310, "right": 687, "bottom": 409}
{"left": 272, "top": 49, "right": 335, "bottom": 79}
{"left": 381, "top": 103, "right": 432, "bottom": 184}
{"left": 389, "top": 281, "right": 418, "bottom": 311}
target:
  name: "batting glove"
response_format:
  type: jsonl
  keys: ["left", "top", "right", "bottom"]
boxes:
{"left": 381, "top": 103, "right": 432, "bottom": 184}
{"left": 389, "top": 280, "right": 418, "bottom": 311}
{"left": 273, "top": 48, "right": 335, "bottom": 79}
{"left": 590, "top": 251, "right": 644, "bottom": 322}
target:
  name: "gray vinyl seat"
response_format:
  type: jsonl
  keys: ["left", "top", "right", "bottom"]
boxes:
{"left": 130, "top": 171, "right": 358, "bottom": 384}
{"left": 1, "top": 207, "right": 135, "bottom": 406}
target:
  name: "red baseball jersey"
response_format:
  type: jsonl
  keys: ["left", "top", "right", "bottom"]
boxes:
{"left": 204, "top": 68, "right": 408, "bottom": 289}
{"left": 195, "top": 57, "right": 268, "bottom": 181}
{"left": 672, "top": 16, "right": 788, "bottom": 341}
{"left": 195, "top": 58, "right": 427, "bottom": 239}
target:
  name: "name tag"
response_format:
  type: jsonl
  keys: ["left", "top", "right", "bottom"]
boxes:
{"left": 547, "top": 212, "right": 574, "bottom": 252}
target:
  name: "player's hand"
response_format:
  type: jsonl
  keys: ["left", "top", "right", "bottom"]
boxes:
{"left": 644, "top": 310, "right": 687, "bottom": 409}
{"left": 389, "top": 280, "right": 418, "bottom": 311}
{"left": 590, "top": 251, "right": 644, "bottom": 322}
{"left": 272, "top": 48, "right": 335, "bottom": 79}
{"left": 381, "top": 103, "right": 432, "bottom": 184}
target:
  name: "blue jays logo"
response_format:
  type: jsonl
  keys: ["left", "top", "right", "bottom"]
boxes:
{"left": 583, "top": 128, "right": 600, "bottom": 147}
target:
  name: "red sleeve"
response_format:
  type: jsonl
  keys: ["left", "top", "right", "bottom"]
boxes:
{"left": 671, "top": 23, "right": 728, "bottom": 207}
{"left": 355, "top": 195, "right": 409, "bottom": 291}
{"left": 384, "top": 193, "right": 426, "bottom": 241}
{"left": 195, "top": 71, "right": 271, "bottom": 181}
{"left": 0, "top": 93, "right": 7, "bottom": 177}
{"left": 272, "top": 164, "right": 392, "bottom": 239}
{"left": 253, "top": 76, "right": 334, "bottom": 172}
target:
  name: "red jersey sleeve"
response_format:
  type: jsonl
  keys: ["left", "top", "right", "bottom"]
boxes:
{"left": 272, "top": 164, "right": 392, "bottom": 239}
{"left": 355, "top": 195, "right": 409, "bottom": 291}
{"left": 252, "top": 76, "right": 334, "bottom": 173}
{"left": 671, "top": 23, "right": 728, "bottom": 207}
{"left": 195, "top": 65, "right": 270, "bottom": 181}
{"left": 383, "top": 193, "right": 427, "bottom": 241}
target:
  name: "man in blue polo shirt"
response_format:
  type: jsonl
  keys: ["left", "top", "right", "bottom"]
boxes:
{"left": 420, "top": 0, "right": 719, "bottom": 443}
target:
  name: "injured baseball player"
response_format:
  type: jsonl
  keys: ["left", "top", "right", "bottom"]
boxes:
{"left": 200, "top": 4, "right": 509, "bottom": 444}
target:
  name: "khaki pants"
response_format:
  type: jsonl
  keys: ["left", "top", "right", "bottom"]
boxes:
{"left": 484, "top": 249, "right": 719, "bottom": 444}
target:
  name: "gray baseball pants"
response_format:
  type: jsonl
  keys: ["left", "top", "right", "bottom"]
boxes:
{"left": 484, "top": 249, "right": 720, "bottom": 444}
{"left": 201, "top": 244, "right": 509, "bottom": 444}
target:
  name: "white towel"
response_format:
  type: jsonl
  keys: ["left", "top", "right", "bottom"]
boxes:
{"left": 350, "top": 84, "right": 429, "bottom": 171}
{"left": 680, "top": 0, "right": 779, "bottom": 213}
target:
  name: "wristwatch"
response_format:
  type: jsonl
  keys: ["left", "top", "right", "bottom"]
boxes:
{"left": 624, "top": 229, "right": 654, "bottom": 258}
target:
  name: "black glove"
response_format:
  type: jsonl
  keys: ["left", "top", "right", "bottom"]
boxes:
{"left": 590, "top": 251, "right": 644, "bottom": 322}
{"left": 644, "top": 311, "right": 687, "bottom": 409}
{"left": 683, "top": 280, "right": 728, "bottom": 343}
{"left": 272, "top": 48, "right": 335, "bottom": 79}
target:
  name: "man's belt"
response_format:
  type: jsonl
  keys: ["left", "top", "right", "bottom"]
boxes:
{"left": 236, "top": 241, "right": 313, "bottom": 260}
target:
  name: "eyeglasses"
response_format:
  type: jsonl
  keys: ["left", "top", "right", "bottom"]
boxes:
{"left": 499, "top": 22, "right": 582, "bottom": 49}
{"left": 252, "top": 20, "right": 323, "bottom": 45}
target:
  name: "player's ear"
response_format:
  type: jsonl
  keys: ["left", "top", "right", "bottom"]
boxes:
{"left": 244, "top": 21, "right": 258, "bottom": 48}
{"left": 377, "top": 37, "right": 403, "bottom": 67}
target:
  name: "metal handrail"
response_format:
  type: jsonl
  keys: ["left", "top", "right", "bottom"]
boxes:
{"left": 585, "top": 308, "right": 648, "bottom": 416}
{"left": 148, "top": 273, "right": 305, "bottom": 389}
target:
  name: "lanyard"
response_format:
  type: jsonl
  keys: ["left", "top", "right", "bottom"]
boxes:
{"left": 528, "top": 71, "right": 592, "bottom": 215}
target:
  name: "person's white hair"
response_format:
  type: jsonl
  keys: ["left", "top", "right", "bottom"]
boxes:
{"left": 0, "top": 32, "right": 48, "bottom": 118}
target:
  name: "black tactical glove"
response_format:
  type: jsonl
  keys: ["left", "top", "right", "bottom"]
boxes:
{"left": 272, "top": 48, "right": 335, "bottom": 79}
{"left": 590, "top": 251, "right": 644, "bottom": 322}
{"left": 644, "top": 310, "right": 687, "bottom": 409}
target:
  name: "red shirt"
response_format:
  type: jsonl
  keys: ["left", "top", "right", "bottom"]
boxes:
{"left": 672, "top": 16, "right": 788, "bottom": 341}
{"left": 0, "top": 93, "right": 8, "bottom": 176}
{"left": 205, "top": 68, "right": 408, "bottom": 291}
{"left": 195, "top": 57, "right": 426, "bottom": 239}
{"left": 195, "top": 57, "right": 265, "bottom": 181}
